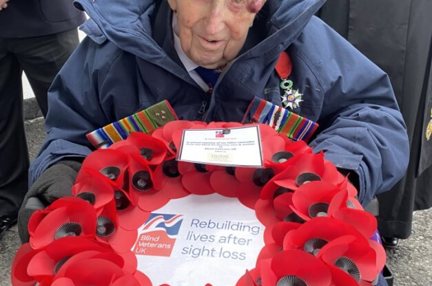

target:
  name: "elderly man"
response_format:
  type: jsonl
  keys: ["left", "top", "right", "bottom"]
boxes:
{"left": 18, "top": 1, "right": 408, "bottom": 285}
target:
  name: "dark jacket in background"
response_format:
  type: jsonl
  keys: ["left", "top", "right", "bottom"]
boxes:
{"left": 0, "top": 0, "right": 85, "bottom": 38}
{"left": 318, "top": 0, "right": 432, "bottom": 239}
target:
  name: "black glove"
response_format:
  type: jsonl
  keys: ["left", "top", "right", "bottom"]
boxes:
{"left": 18, "top": 159, "right": 82, "bottom": 243}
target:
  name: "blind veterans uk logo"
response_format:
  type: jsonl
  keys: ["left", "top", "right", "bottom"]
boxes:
{"left": 133, "top": 213, "right": 184, "bottom": 257}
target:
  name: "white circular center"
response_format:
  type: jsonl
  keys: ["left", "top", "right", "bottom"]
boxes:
{"left": 132, "top": 193, "right": 265, "bottom": 286}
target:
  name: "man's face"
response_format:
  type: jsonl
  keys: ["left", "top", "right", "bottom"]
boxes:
{"left": 168, "top": 0, "right": 264, "bottom": 69}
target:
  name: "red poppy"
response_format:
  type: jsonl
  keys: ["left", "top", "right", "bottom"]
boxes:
{"left": 127, "top": 153, "right": 171, "bottom": 211}
{"left": 11, "top": 243, "right": 39, "bottom": 286}
{"left": 179, "top": 161, "right": 219, "bottom": 195}
{"left": 318, "top": 235, "right": 386, "bottom": 284}
{"left": 28, "top": 197, "right": 97, "bottom": 250}
{"left": 152, "top": 159, "right": 189, "bottom": 199}
{"left": 282, "top": 217, "right": 368, "bottom": 256}
{"left": 72, "top": 167, "right": 115, "bottom": 210}
{"left": 82, "top": 149, "right": 129, "bottom": 190}
{"left": 115, "top": 132, "right": 168, "bottom": 166}
{"left": 265, "top": 152, "right": 343, "bottom": 197}
{"left": 264, "top": 139, "right": 312, "bottom": 173}
{"left": 328, "top": 191, "right": 377, "bottom": 238}
{"left": 236, "top": 268, "right": 261, "bottom": 286}
{"left": 260, "top": 250, "right": 333, "bottom": 286}
{"left": 263, "top": 221, "right": 301, "bottom": 246}
{"left": 50, "top": 246, "right": 150, "bottom": 286}
{"left": 153, "top": 120, "right": 206, "bottom": 157}
{"left": 291, "top": 181, "right": 344, "bottom": 221}
{"left": 94, "top": 200, "right": 138, "bottom": 253}
{"left": 25, "top": 237, "right": 112, "bottom": 285}
{"left": 235, "top": 167, "right": 273, "bottom": 209}
{"left": 209, "top": 167, "right": 243, "bottom": 198}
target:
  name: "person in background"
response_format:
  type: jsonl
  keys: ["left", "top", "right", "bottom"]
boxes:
{"left": 317, "top": 0, "right": 432, "bottom": 249}
{"left": 17, "top": 0, "right": 409, "bottom": 283}
{"left": 0, "top": 0, "right": 85, "bottom": 237}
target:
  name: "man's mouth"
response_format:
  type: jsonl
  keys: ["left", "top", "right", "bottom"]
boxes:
{"left": 199, "top": 36, "right": 225, "bottom": 50}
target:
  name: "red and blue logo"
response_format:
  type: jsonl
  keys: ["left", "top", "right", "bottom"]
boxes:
{"left": 133, "top": 213, "right": 183, "bottom": 257}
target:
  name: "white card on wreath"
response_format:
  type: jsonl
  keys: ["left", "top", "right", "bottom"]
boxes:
{"left": 177, "top": 126, "right": 263, "bottom": 167}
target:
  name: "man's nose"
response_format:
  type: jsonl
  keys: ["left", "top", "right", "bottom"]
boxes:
{"left": 204, "top": 1, "right": 226, "bottom": 35}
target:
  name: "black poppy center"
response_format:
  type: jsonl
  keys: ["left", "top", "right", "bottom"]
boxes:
{"left": 140, "top": 148, "right": 154, "bottom": 160}
{"left": 308, "top": 202, "right": 329, "bottom": 218}
{"left": 295, "top": 172, "right": 321, "bottom": 186}
{"left": 55, "top": 222, "right": 82, "bottom": 239}
{"left": 100, "top": 166, "right": 120, "bottom": 181}
{"left": 163, "top": 160, "right": 180, "bottom": 177}
{"left": 77, "top": 192, "right": 96, "bottom": 205}
{"left": 253, "top": 168, "right": 275, "bottom": 186}
{"left": 114, "top": 190, "right": 130, "bottom": 210}
{"left": 276, "top": 276, "right": 307, "bottom": 286}
{"left": 272, "top": 151, "right": 293, "bottom": 163}
{"left": 304, "top": 238, "right": 328, "bottom": 256}
{"left": 96, "top": 216, "right": 115, "bottom": 237}
{"left": 335, "top": 257, "right": 361, "bottom": 282}
{"left": 132, "top": 170, "right": 153, "bottom": 191}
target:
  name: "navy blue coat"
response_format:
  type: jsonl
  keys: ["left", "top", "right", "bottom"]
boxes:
{"left": 0, "top": 0, "right": 85, "bottom": 38}
{"left": 31, "top": 0, "right": 409, "bottom": 210}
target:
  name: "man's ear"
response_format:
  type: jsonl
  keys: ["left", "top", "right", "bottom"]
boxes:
{"left": 167, "top": 0, "right": 177, "bottom": 12}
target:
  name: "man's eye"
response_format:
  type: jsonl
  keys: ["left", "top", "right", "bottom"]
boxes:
{"left": 228, "top": 0, "right": 247, "bottom": 8}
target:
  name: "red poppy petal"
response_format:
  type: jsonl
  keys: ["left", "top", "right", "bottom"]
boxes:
{"left": 273, "top": 193, "right": 297, "bottom": 221}
{"left": 27, "top": 237, "right": 111, "bottom": 281}
{"left": 72, "top": 168, "right": 115, "bottom": 209}
{"left": 257, "top": 244, "right": 282, "bottom": 262}
{"left": 270, "top": 222, "right": 301, "bottom": 246}
{"left": 327, "top": 266, "right": 360, "bottom": 286}
{"left": 210, "top": 169, "right": 242, "bottom": 198}
{"left": 271, "top": 250, "right": 332, "bottom": 286}
{"left": 255, "top": 199, "right": 280, "bottom": 227}
{"left": 257, "top": 258, "right": 278, "bottom": 286}
{"left": 128, "top": 153, "right": 159, "bottom": 191}
{"left": 235, "top": 269, "right": 260, "bottom": 286}
{"left": 136, "top": 188, "right": 171, "bottom": 212}
{"left": 291, "top": 181, "right": 342, "bottom": 220}
{"left": 111, "top": 274, "right": 141, "bottom": 286}
{"left": 51, "top": 277, "right": 76, "bottom": 286}
{"left": 182, "top": 172, "right": 214, "bottom": 195}
{"left": 81, "top": 149, "right": 129, "bottom": 188}
{"left": 318, "top": 235, "right": 381, "bottom": 282}
{"left": 153, "top": 162, "right": 189, "bottom": 199}
{"left": 125, "top": 132, "right": 168, "bottom": 165}
{"left": 282, "top": 217, "right": 364, "bottom": 252}
{"left": 11, "top": 243, "right": 38, "bottom": 286}
{"left": 55, "top": 258, "right": 125, "bottom": 286}
{"left": 117, "top": 251, "right": 138, "bottom": 274}
{"left": 29, "top": 198, "right": 97, "bottom": 249}
{"left": 237, "top": 180, "right": 262, "bottom": 209}
{"left": 133, "top": 271, "right": 153, "bottom": 286}
{"left": 261, "top": 135, "right": 286, "bottom": 162}
{"left": 103, "top": 227, "right": 138, "bottom": 254}
{"left": 117, "top": 206, "right": 150, "bottom": 231}
{"left": 331, "top": 208, "right": 377, "bottom": 239}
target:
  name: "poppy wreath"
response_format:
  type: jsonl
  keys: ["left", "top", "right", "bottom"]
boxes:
{"left": 11, "top": 121, "right": 386, "bottom": 286}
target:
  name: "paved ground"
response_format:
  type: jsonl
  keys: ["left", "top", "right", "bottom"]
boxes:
{"left": 0, "top": 116, "right": 431, "bottom": 286}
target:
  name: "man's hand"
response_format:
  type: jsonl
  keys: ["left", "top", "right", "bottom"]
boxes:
{"left": 0, "top": 0, "right": 9, "bottom": 11}
{"left": 17, "top": 160, "right": 82, "bottom": 243}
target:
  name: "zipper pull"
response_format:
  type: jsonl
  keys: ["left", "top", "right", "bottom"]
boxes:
{"left": 198, "top": 100, "right": 208, "bottom": 115}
